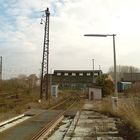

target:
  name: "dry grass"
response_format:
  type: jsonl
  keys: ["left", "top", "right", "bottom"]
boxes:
{"left": 117, "top": 97, "right": 140, "bottom": 131}
{"left": 0, "top": 90, "right": 77, "bottom": 122}
{"left": 99, "top": 96, "right": 140, "bottom": 133}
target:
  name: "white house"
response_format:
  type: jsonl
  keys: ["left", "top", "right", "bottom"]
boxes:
{"left": 88, "top": 87, "right": 102, "bottom": 100}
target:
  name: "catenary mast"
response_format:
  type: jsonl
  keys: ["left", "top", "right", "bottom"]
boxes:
{"left": 40, "top": 8, "right": 50, "bottom": 100}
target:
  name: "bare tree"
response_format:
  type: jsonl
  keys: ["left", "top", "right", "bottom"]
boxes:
{"left": 28, "top": 74, "right": 38, "bottom": 90}
{"left": 108, "top": 65, "right": 140, "bottom": 81}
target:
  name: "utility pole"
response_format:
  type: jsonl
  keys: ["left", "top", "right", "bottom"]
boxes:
{"left": 0, "top": 56, "right": 2, "bottom": 80}
{"left": 40, "top": 8, "right": 50, "bottom": 100}
{"left": 99, "top": 65, "right": 101, "bottom": 77}
{"left": 99, "top": 65, "right": 101, "bottom": 70}
{"left": 130, "top": 66, "right": 133, "bottom": 83}
{"left": 0, "top": 56, "right": 2, "bottom": 90}
{"left": 113, "top": 34, "right": 117, "bottom": 96}
{"left": 92, "top": 59, "right": 94, "bottom": 84}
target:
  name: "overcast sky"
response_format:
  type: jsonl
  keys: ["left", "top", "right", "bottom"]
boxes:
{"left": 1, "top": 0, "right": 140, "bottom": 79}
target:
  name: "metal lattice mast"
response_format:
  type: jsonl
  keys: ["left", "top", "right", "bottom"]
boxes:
{"left": 40, "top": 8, "right": 50, "bottom": 100}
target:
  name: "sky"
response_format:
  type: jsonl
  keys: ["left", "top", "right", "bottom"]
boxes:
{"left": 1, "top": 0, "right": 140, "bottom": 79}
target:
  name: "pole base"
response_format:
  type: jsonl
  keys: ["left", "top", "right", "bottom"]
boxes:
{"left": 112, "top": 96, "right": 118, "bottom": 112}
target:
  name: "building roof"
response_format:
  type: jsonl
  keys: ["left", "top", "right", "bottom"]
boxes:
{"left": 54, "top": 70, "right": 102, "bottom": 73}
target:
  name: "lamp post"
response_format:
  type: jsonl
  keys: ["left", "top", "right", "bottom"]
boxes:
{"left": 84, "top": 34, "right": 118, "bottom": 98}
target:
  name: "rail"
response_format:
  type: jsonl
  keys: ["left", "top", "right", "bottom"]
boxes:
{"left": 30, "top": 99, "right": 77, "bottom": 140}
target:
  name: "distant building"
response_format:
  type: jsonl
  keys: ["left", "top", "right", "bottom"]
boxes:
{"left": 52, "top": 70, "right": 102, "bottom": 89}
{"left": 121, "top": 73, "right": 140, "bottom": 82}
{"left": 117, "top": 72, "right": 140, "bottom": 92}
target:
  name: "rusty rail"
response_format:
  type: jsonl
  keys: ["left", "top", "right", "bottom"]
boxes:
{"left": 30, "top": 113, "right": 64, "bottom": 140}
{"left": 30, "top": 99, "right": 77, "bottom": 140}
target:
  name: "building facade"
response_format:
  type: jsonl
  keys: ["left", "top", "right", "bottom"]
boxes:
{"left": 52, "top": 70, "right": 102, "bottom": 89}
{"left": 122, "top": 73, "right": 140, "bottom": 82}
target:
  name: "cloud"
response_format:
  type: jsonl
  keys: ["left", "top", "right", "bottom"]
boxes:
{"left": 1, "top": 0, "right": 140, "bottom": 79}
{"left": 0, "top": 0, "right": 44, "bottom": 78}
{"left": 48, "top": 0, "right": 140, "bottom": 72}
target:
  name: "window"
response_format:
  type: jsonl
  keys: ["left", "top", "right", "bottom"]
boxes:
{"left": 64, "top": 73, "right": 69, "bottom": 76}
{"left": 79, "top": 73, "right": 83, "bottom": 76}
{"left": 72, "top": 73, "right": 76, "bottom": 76}
{"left": 57, "top": 73, "right": 61, "bottom": 76}
{"left": 87, "top": 73, "right": 91, "bottom": 76}
{"left": 94, "top": 73, "right": 98, "bottom": 76}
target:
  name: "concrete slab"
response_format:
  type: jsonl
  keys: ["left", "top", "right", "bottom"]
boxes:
{"left": 97, "top": 137, "right": 123, "bottom": 140}
{"left": 64, "top": 101, "right": 123, "bottom": 140}
{"left": 71, "top": 136, "right": 96, "bottom": 140}
{"left": 48, "top": 118, "right": 72, "bottom": 140}
{"left": 0, "top": 116, "right": 31, "bottom": 132}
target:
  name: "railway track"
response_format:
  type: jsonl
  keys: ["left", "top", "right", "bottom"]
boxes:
{"left": 0, "top": 93, "right": 24, "bottom": 108}
{"left": 0, "top": 95, "right": 80, "bottom": 140}
{"left": 31, "top": 112, "right": 64, "bottom": 140}
{"left": 30, "top": 97, "right": 78, "bottom": 140}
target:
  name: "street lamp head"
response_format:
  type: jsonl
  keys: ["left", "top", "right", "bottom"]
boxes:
{"left": 107, "top": 34, "right": 116, "bottom": 36}
{"left": 84, "top": 34, "right": 107, "bottom": 37}
{"left": 84, "top": 34, "right": 116, "bottom": 37}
